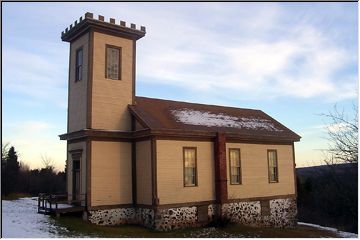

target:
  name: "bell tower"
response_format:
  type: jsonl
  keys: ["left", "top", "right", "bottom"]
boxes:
{"left": 62, "top": 12, "right": 146, "bottom": 132}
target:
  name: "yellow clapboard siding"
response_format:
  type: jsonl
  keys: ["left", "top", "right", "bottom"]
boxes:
{"left": 156, "top": 140, "right": 215, "bottom": 205}
{"left": 91, "top": 141, "right": 132, "bottom": 206}
{"left": 68, "top": 33, "right": 89, "bottom": 132}
{"left": 91, "top": 31, "right": 133, "bottom": 130}
{"left": 226, "top": 143, "right": 295, "bottom": 199}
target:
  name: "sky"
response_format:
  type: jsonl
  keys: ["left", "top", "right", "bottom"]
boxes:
{"left": 2, "top": 2, "right": 358, "bottom": 171}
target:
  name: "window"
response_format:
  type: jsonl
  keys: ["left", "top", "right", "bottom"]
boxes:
{"left": 184, "top": 147, "right": 197, "bottom": 187}
{"left": 75, "top": 48, "right": 83, "bottom": 82}
{"left": 229, "top": 149, "right": 241, "bottom": 184}
{"left": 268, "top": 150, "right": 278, "bottom": 183}
{"left": 106, "top": 45, "right": 121, "bottom": 80}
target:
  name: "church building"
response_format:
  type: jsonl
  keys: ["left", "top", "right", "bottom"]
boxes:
{"left": 60, "top": 12, "right": 300, "bottom": 230}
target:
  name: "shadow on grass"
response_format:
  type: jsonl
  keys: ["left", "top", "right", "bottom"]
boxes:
{"left": 53, "top": 215, "right": 341, "bottom": 238}
{"left": 2, "top": 193, "right": 34, "bottom": 200}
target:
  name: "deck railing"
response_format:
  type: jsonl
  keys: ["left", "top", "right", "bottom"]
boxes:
{"left": 37, "top": 193, "right": 86, "bottom": 214}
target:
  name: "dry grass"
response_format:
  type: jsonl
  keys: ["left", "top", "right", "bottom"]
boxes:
{"left": 54, "top": 215, "right": 341, "bottom": 238}
{"left": 2, "top": 193, "right": 34, "bottom": 200}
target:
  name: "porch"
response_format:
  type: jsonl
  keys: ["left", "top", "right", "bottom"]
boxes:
{"left": 37, "top": 193, "right": 86, "bottom": 217}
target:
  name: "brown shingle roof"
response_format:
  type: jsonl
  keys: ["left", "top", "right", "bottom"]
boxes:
{"left": 129, "top": 96, "right": 301, "bottom": 142}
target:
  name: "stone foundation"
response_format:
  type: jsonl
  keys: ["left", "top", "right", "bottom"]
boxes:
{"left": 154, "top": 206, "right": 197, "bottom": 231}
{"left": 222, "top": 198, "right": 297, "bottom": 228}
{"left": 89, "top": 207, "right": 135, "bottom": 225}
{"left": 88, "top": 197, "right": 297, "bottom": 231}
{"left": 88, "top": 207, "right": 156, "bottom": 227}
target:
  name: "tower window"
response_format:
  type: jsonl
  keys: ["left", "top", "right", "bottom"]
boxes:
{"left": 75, "top": 47, "right": 83, "bottom": 82}
{"left": 106, "top": 45, "right": 121, "bottom": 80}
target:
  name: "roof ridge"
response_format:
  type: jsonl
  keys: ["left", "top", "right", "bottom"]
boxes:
{"left": 135, "top": 96, "right": 261, "bottom": 112}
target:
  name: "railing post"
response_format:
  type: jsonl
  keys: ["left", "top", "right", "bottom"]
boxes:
{"left": 38, "top": 195, "right": 40, "bottom": 213}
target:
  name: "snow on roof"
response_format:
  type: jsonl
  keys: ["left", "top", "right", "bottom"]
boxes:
{"left": 171, "top": 108, "right": 283, "bottom": 132}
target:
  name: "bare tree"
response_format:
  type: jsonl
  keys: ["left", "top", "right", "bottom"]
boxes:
{"left": 41, "top": 155, "right": 54, "bottom": 169}
{"left": 2, "top": 142, "right": 10, "bottom": 162}
{"left": 20, "top": 161, "right": 30, "bottom": 172}
{"left": 317, "top": 104, "right": 358, "bottom": 226}
{"left": 322, "top": 103, "right": 358, "bottom": 165}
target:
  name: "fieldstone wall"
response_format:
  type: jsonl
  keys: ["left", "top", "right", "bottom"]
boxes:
{"left": 88, "top": 207, "right": 157, "bottom": 227}
{"left": 88, "top": 208, "right": 135, "bottom": 225}
{"left": 135, "top": 208, "right": 155, "bottom": 228}
{"left": 269, "top": 198, "right": 297, "bottom": 227}
{"left": 154, "top": 206, "right": 197, "bottom": 231}
{"left": 222, "top": 201, "right": 262, "bottom": 226}
{"left": 221, "top": 197, "right": 297, "bottom": 228}
{"left": 87, "top": 198, "right": 296, "bottom": 230}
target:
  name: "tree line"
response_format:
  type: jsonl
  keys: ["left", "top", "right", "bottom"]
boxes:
{"left": 1, "top": 144, "right": 66, "bottom": 196}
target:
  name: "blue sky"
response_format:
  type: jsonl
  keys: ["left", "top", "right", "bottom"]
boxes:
{"left": 2, "top": 2, "right": 358, "bottom": 171}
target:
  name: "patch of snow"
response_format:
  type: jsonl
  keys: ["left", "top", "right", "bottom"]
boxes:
{"left": 2, "top": 197, "right": 90, "bottom": 238}
{"left": 56, "top": 203, "right": 74, "bottom": 209}
{"left": 298, "top": 222, "right": 358, "bottom": 238}
{"left": 171, "top": 109, "right": 283, "bottom": 132}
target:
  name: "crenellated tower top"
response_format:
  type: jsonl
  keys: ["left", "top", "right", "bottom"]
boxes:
{"left": 61, "top": 12, "right": 146, "bottom": 42}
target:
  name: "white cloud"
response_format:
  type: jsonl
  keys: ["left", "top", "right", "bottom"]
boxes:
{"left": 2, "top": 47, "right": 68, "bottom": 107}
{"left": 131, "top": 4, "right": 357, "bottom": 102}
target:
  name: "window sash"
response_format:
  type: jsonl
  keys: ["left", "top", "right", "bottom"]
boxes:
{"left": 75, "top": 48, "right": 83, "bottom": 81}
{"left": 268, "top": 150, "right": 278, "bottom": 182}
{"left": 184, "top": 148, "right": 197, "bottom": 187}
{"left": 106, "top": 46, "right": 121, "bottom": 80}
{"left": 229, "top": 149, "right": 241, "bottom": 184}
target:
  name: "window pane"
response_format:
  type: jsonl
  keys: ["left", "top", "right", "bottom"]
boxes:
{"left": 230, "top": 149, "right": 241, "bottom": 184}
{"left": 106, "top": 47, "right": 120, "bottom": 79}
{"left": 185, "top": 149, "right": 195, "bottom": 167}
{"left": 76, "top": 49, "right": 83, "bottom": 65}
{"left": 75, "top": 48, "right": 83, "bottom": 81}
{"left": 185, "top": 167, "right": 195, "bottom": 186}
{"left": 268, "top": 151, "right": 276, "bottom": 162}
{"left": 184, "top": 148, "right": 196, "bottom": 186}
{"left": 268, "top": 150, "right": 278, "bottom": 182}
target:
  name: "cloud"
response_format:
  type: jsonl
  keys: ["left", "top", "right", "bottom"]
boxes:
{"left": 2, "top": 3, "right": 357, "bottom": 170}
{"left": 132, "top": 3, "right": 357, "bottom": 102}
{"left": 2, "top": 47, "right": 68, "bottom": 108}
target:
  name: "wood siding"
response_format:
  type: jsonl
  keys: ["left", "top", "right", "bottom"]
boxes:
{"left": 226, "top": 143, "right": 295, "bottom": 199}
{"left": 68, "top": 33, "right": 89, "bottom": 132}
{"left": 136, "top": 140, "right": 152, "bottom": 205}
{"left": 91, "top": 141, "right": 132, "bottom": 206}
{"left": 91, "top": 32, "right": 134, "bottom": 130}
{"left": 156, "top": 140, "right": 215, "bottom": 205}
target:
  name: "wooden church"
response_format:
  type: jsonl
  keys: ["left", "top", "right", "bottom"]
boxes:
{"left": 59, "top": 12, "right": 300, "bottom": 230}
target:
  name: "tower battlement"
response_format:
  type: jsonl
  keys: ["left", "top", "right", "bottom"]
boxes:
{"left": 61, "top": 12, "right": 146, "bottom": 42}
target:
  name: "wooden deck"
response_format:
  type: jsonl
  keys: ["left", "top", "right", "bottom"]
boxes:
{"left": 38, "top": 193, "right": 85, "bottom": 217}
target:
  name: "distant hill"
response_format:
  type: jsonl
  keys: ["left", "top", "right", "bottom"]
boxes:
{"left": 297, "top": 163, "right": 358, "bottom": 178}
{"left": 296, "top": 162, "right": 358, "bottom": 233}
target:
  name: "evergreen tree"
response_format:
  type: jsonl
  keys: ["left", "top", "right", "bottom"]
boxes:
{"left": 2, "top": 146, "right": 20, "bottom": 195}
